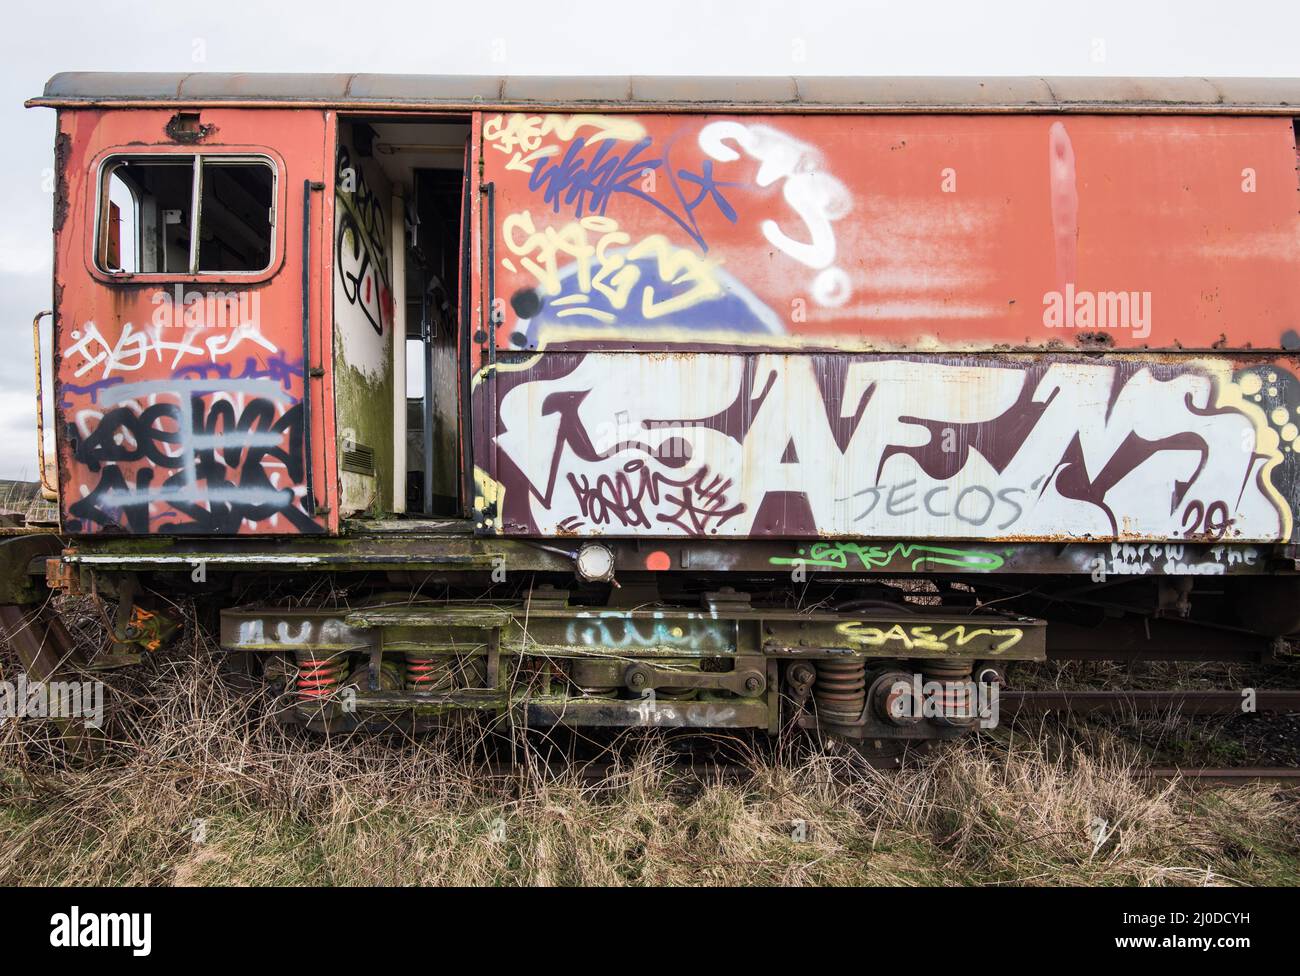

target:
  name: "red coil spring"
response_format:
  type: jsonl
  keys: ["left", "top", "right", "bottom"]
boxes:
{"left": 295, "top": 654, "right": 347, "bottom": 701}
{"left": 923, "top": 664, "right": 975, "bottom": 726}
{"left": 813, "top": 659, "right": 867, "bottom": 724}
{"left": 931, "top": 680, "right": 976, "bottom": 724}
{"left": 405, "top": 653, "right": 453, "bottom": 691}
{"left": 406, "top": 657, "right": 441, "bottom": 687}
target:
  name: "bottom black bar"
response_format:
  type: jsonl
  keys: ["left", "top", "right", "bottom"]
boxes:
{"left": 0, "top": 885, "right": 1279, "bottom": 962}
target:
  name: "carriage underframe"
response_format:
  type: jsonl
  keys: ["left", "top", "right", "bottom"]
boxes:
{"left": 4, "top": 526, "right": 1291, "bottom": 749}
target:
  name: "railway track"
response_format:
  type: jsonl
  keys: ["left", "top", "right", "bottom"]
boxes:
{"left": 1004, "top": 688, "right": 1300, "bottom": 786}
{"left": 1001, "top": 689, "right": 1300, "bottom": 716}
{"left": 1143, "top": 767, "right": 1300, "bottom": 786}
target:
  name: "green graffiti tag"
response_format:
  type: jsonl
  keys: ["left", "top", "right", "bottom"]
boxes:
{"left": 769, "top": 541, "right": 1006, "bottom": 572}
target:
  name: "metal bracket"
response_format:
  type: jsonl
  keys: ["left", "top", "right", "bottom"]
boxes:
{"left": 485, "top": 628, "right": 501, "bottom": 689}
{"left": 623, "top": 655, "right": 767, "bottom": 697}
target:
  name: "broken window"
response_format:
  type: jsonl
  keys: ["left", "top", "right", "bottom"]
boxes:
{"left": 98, "top": 155, "right": 275, "bottom": 275}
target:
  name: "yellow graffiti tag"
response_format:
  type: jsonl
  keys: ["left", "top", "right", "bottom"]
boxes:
{"left": 473, "top": 466, "right": 506, "bottom": 533}
{"left": 1212, "top": 361, "right": 1292, "bottom": 541}
{"left": 835, "top": 622, "right": 1024, "bottom": 653}
{"left": 501, "top": 211, "right": 722, "bottom": 320}
{"left": 484, "top": 114, "right": 648, "bottom": 173}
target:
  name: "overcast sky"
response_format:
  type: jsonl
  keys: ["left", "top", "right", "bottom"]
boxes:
{"left": 2, "top": 0, "right": 1299, "bottom": 479}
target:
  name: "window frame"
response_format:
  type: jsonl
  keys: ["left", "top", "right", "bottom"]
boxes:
{"left": 89, "top": 147, "right": 284, "bottom": 283}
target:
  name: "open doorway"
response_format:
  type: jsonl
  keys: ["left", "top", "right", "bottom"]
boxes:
{"left": 406, "top": 160, "right": 466, "bottom": 516}
{"left": 334, "top": 117, "right": 469, "bottom": 520}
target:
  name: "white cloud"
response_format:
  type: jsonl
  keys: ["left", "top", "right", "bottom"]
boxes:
{"left": 0, "top": 389, "right": 40, "bottom": 483}
{"left": 0, "top": 240, "right": 51, "bottom": 277}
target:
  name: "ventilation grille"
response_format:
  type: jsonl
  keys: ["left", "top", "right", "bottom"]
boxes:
{"left": 341, "top": 441, "right": 376, "bottom": 476}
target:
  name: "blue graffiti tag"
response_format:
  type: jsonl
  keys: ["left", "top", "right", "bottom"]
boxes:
{"left": 172, "top": 355, "right": 303, "bottom": 392}
{"left": 528, "top": 136, "right": 739, "bottom": 250}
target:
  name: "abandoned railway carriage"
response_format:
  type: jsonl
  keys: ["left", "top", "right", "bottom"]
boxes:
{"left": 5, "top": 72, "right": 1300, "bottom": 757}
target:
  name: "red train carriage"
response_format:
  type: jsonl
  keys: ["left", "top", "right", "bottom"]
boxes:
{"left": 4, "top": 73, "right": 1300, "bottom": 756}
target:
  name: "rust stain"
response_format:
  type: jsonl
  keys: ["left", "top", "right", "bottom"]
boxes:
{"left": 52, "top": 129, "right": 71, "bottom": 233}
{"left": 163, "top": 111, "right": 216, "bottom": 143}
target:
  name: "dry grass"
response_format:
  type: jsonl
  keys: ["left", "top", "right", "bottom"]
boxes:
{"left": 1, "top": 618, "right": 1297, "bottom": 886}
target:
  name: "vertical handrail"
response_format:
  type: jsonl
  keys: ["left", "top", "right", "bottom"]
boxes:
{"left": 483, "top": 181, "right": 498, "bottom": 492}
{"left": 457, "top": 136, "right": 474, "bottom": 515}
{"left": 31, "top": 310, "right": 56, "bottom": 498}
{"left": 301, "top": 179, "right": 322, "bottom": 516}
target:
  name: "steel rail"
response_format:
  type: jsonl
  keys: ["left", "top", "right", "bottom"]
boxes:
{"left": 1001, "top": 689, "right": 1300, "bottom": 716}
{"left": 1142, "top": 767, "right": 1300, "bottom": 786}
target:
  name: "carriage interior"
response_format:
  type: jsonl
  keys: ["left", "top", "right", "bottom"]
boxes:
{"left": 334, "top": 117, "right": 471, "bottom": 522}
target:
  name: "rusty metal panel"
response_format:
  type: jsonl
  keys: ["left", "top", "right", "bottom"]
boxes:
{"left": 472, "top": 109, "right": 1300, "bottom": 542}
{"left": 480, "top": 112, "right": 1300, "bottom": 353}
{"left": 52, "top": 107, "right": 334, "bottom": 535}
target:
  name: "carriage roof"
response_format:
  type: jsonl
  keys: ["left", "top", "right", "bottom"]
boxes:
{"left": 29, "top": 73, "right": 1300, "bottom": 114}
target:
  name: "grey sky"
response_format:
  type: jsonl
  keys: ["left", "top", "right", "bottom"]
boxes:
{"left": 2, "top": 0, "right": 1298, "bottom": 479}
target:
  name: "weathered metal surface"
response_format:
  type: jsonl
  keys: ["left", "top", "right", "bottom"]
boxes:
{"left": 695, "top": 539, "right": 1279, "bottom": 577}
{"left": 0, "top": 534, "right": 62, "bottom": 604}
{"left": 622, "top": 656, "right": 766, "bottom": 696}
{"left": 30, "top": 74, "right": 1300, "bottom": 115}
{"left": 223, "top": 599, "right": 793, "bottom": 730}
{"left": 481, "top": 113, "right": 1300, "bottom": 354}
{"left": 473, "top": 109, "right": 1300, "bottom": 542}
{"left": 58, "top": 531, "right": 1284, "bottom": 577}
{"left": 306, "top": 688, "right": 773, "bottom": 729}
{"left": 218, "top": 609, "right": 372, "bottom": 653}
{"left": 51, "top": 107, "right": 334, "bottom": 537}
{"left": 39, "top": 89, "right": 1300, "bottom": 557}
{"left": 761, "top": 614, "right": 1044, "bottom": 660}
{"left": 524, "top": 611, "right": 743, "bottom": 659}
{"left": 345, "top": 606, "right": 513, "bottom": 630}
{"left": 343, "top": 687, "right": 506, "bottom": 713}
{"left": 220, "top": 600, "right": 1046, "bottom": 661}
{"left": 0, "top": 603, "right": 81, "bottom": 681}
{"left": 478, "top": 351, "right": 1299, "bottom": 541}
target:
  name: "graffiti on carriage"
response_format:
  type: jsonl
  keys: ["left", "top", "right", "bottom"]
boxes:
{"left": 62, "top": 374, "right": 318, "bottom": 535}
{"left": 59, "top": 293, "right": 319, "bottom": 534}
{"left": 478, "top": 354, "right": 1295, "bottom": 541}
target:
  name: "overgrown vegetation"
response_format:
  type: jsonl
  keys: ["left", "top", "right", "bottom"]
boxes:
{"left": 1, "top": 610, "right": 1297, "bottom": 886}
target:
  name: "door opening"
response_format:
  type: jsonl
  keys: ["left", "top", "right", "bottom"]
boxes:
{"left": 406, "top": 164, "right": 465, "bottom": 516}
{"left": 334, "top": 117, "right": 469, "bottom": 519}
